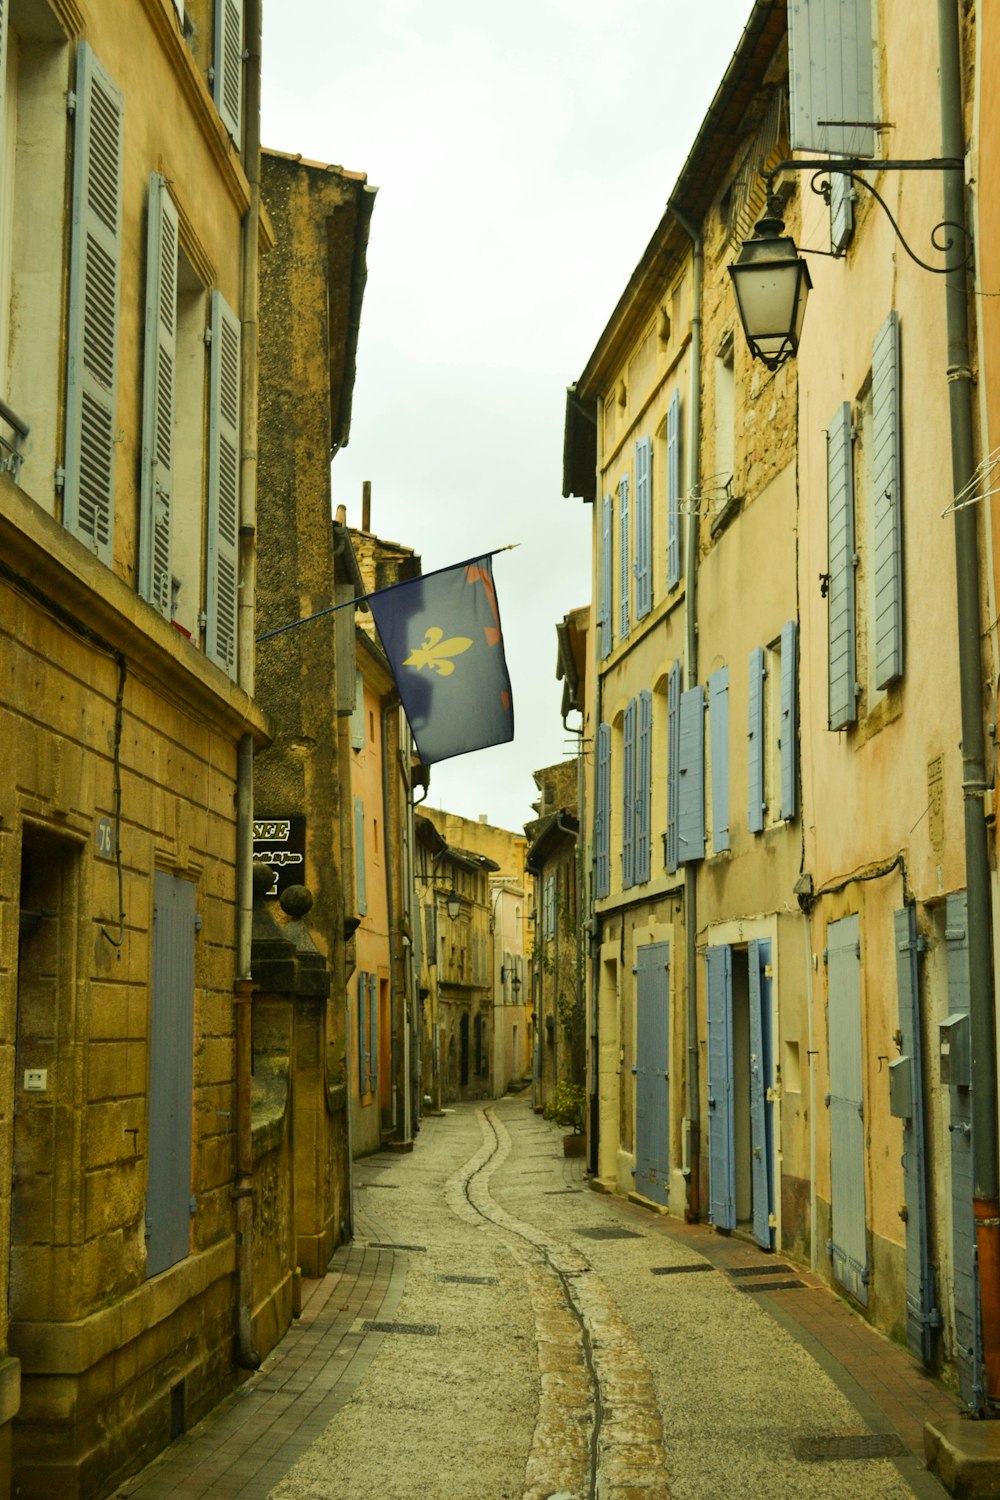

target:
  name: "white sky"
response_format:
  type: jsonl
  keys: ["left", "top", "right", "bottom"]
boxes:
{"left": 261, "top": 0, "right": 755, "bottom": 834}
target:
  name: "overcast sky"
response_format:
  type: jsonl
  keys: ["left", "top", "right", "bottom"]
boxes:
{"left": 261, "top": 0, "right": 755, "bottom": 834}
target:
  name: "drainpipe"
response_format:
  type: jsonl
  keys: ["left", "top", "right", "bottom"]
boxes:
{"left": 673, "top": 207, "right": 703, "bottom": 1220}
{"left": 381, "top": 696, "right": 409, "bottom": 1143}
{"left": 938, "top": 0, "right": 1000, "bottom": 1401}
{"left": 233, "top": 0, "right": 262, "bottom": 1372}
{"left": 588, "top": 396, "right": 606, "bottom": 1176}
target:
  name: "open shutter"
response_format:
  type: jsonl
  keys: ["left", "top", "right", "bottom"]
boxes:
{"left": 139, "top": 176, "right": 178, "bottom": 615}
{"left": 351, "top": 669, "right": 365, "bottom": 749}
{"left": 828, "top": 913, "right": 869, "bottom": 1306}
{"left": 666, "top": 390, "right": 681, "bottom": 590}
{"left": 748, "top": 646, "right": 766, "bottom": 832}
{"left": 206, "top": 290, "right": 241, "bottom": 677}
{"left": 64, "top": 44, "right": 124, "bottom": 565}
{"left": 665, "top": 661, "right": 681, "bottom": 873}
{"left": 779, "top": 620, "right": 798, "bottom": 820}
{"left": 636, "top": 689, "right": 652, "bottom": 883}
{"left": 706, "top": 945, "right": 735, "bottom": 1230}
{"left": 872, "top": 309, "right": 903, "bottom": 688}
{"left": 594, "top": 723, "right": 611, "bottom": 899}
{"left": 634, "top": 437, "right": 652, "bottom": 618}
{"left": 213, "top": 0, "right": 243, "bottom": 142}
{"left": 788, "top": 0, "right": 877, "bottom": 157}
{"left": 748, "top": 940, "right": 775, "bottom": 1250}
{"left": 357, "top": 975, "right": 369, "bottom": 1094}
{"left": 622, "top": 698, "right": 636, "bottom": 888}
{"left": 368, "top": 973, "right": 378, "bottom": 1097}
{"left": 827, "top": 402, "right": 858, "bottom": 729}
{"left": 709, "top": 667, "right": 730, "bottom": 854}
{"left": 354, "top": 796, "right": 367, "bottom": 916}
{"left": 677, "top": 686, "right": 705, "bottom": 864}
{"left": 946, "top": 891, "right": 984, "bottom": 1410}
{"left": 893, "top": 904, "right": 937, "bottom": 1364}
{"left": 830, "top": 172, "right": 855, "bottom": 252}
{"left": 618, "top": 474, "right": 630, "bottom": 641}
{"left": 600, "top": 495, "right": 613, "bottom": 660}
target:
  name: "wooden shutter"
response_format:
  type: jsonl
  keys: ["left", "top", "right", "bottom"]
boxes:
{"left": 600, "top": 495, "right": 613, "bottom": 660}
{"left": 748, "top": 940, "right": 775, "bottom": 1250}
{"left": 357, "top": 975, "right": 369, "bottom": 1094}
{"left": 354, "top": 796, "right": 367, "bottom": 916}
{"left": 64, "top": 44, "right": 124, "bottom": 565}
{"left": 666, "top": 390, "right": 681, "bottom": 590}
{"left": 677, "top": 686, "right": 705, "bottom": 864}
{"left": 780, "top": 620, "right": 798, "bottom": 820}
{"left": 636, "top": 689, "right": 652, "bottom": 883}
{"left": 830, "top": 172, "right": 855, "bottom": 253}
{"left": 622, "top": 697, "right": 636, "bottom": 888}
{"left": 147, "top": 872, "right": 196, "bottom": 1277}
{"left": 894, "top": 904, "right": 937, "bottom": 1364}
{"left": 788, "top": 0, "right": 877, "bottom": 157}
{"left": 665, "top": 660, "right": 681, "bottom": 872}
{"left": 872, "top": 310, "right": 903, "bottom": 688}
{"left": 368, "top": 973, "right": 378, "bottom": 1097}
{"left": 946, "top": 891, "right": 984, "bottom": 1409}
{"left": 139, "top": 175, "right": 179, "bottom": 616}
{"left": 827, "top": 402, "right": 858, "bottom": 729}
{"left": 748, "top": 646, "right": 766, "bottom": 833}
{"left": 618, "top": 474, "right": 630, "bottom": 641}
{"left": 351, "top": 669, "right": 365, "bottom": 749}
{"left": 206, "top": 290, "right": 241, "bottom": 677}
{"left": 595, "top": 723, "right": 611, "bottom": 898}
{"left": 634, "top": 942, "right": 671, "bottom": 1208}
{"left": 705, "top": 944, "right": 735, "bottom": 1230}
{"left": 213, "top": 0, "right": 243, "bottom": 142}
{"left": 827, "top": 913, "right": 869, "bottom": 1306}
{"left": 634, "top": 437, "right": 652, "bottom": 618}
{"left": 709, "top": 667, "right": 730, "bottom": 854}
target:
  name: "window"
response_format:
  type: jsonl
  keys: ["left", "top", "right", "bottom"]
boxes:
{"left": 634, "top": 437, "right": 652, "bottom": 620}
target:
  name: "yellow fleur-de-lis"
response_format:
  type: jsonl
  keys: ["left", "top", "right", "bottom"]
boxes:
{"left": 403, "top": 626, "right": 473, "bottom": 676}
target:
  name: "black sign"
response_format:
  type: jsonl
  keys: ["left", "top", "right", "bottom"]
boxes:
{"left": 253, "top": 817, "right": 306, "bottom": 899}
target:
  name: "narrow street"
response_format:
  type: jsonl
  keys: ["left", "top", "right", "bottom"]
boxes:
{"left": 116, "top": 1098, "right": 959, "bottom": 1500}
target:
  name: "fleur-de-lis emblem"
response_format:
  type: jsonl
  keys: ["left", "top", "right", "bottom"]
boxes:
{"left": 403, "top": 626, "right": 473, "bottom": 676}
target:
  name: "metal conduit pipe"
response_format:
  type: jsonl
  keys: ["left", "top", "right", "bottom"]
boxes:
{"left": 381, "top": 696, "right": 409, "bottom": 1144}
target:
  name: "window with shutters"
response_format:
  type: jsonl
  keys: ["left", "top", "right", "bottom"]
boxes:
{"left": 205, "top": 290, "right": 241, "bottom": 677}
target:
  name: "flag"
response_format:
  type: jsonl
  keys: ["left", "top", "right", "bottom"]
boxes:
{"left": 367, "top": 554, "right": 515, "bottom": 765}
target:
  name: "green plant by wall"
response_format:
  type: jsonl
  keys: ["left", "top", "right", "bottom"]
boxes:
{"left": 543, "top": 1080, "right": 586, "bottom": 1133}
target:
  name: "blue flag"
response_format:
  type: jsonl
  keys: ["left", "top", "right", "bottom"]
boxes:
{"left": 367, "top": 554, "right": 515, "bottom": 765}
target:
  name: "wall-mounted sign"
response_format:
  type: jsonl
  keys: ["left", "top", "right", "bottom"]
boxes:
{"left": 253, "top": 816, "right": 306, "bottom": 899}
{"left": 96, "top": 816, "right": 114, "bottom": 859}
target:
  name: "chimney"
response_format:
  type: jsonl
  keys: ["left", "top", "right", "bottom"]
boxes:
{"left": 362, "top": 480, "right": 371, "bottom": 533}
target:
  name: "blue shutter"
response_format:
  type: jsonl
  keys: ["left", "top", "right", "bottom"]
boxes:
{"left": 147, "top": 873, "right": 196, "bottom": 1277}
{"left": 636, "top": 689, "right": 652, "bottom": 883}
{"left": 678, "top": 687, "right": 705, "bottom": 864}
{"left": 634, "top": 437, "right": 652, "bottom": 618}
{"left": 64, "top": 44, "right": 124, "bottom": 565}
{"left": 368, "top": 972, "right": 378, "bottom": 1097}
{"left": 827, "top": 913, "right": 869, "bottom": 1306}
{"left": 748, "top": 646, "right": 766, "bottom": 833}
{"left": 828, "top": 402, "right": 858, "bottom": 729}
{"left": 206, "top": 291, "right": 241, "bottom": 677}
{"left": 351, "top": 669, "right": 365, "bottom": 750}
{"left": 872, "top": 309, "right": 904, "bottom": 688}
{"left": 618, "top": 474, "right": 630, "bottom": 641}
{"left": 705, "top": 945, "right": 735, "bottom": 1230}
{"left": 830, "top": 172, "right": 855, "bottom": 252}
{"left": 622, "top": 698, "right": 636, "bottom": 888}
{"left": 634, "top": 942, "right": 670, "bottom": 1208}
{"left": 666, "top": 390, "right": 681, "bottom": 590}
{"left": 709, "top": 667, "right": 730, "bottom": 854}
{"left": 665, "top": 661, "right": 681, "bottom": 873}
{"left": 213, "top": 0, "right": 243, "bottom": 142}
{"left": 140, "top": 175, "right": 179, "bottom": 616}
{"left": 946, "top": 891, "right": 984, "bottom": 1410}
{"left": 595, "top": 723, "right": 611, "bottom": 898}
{"left": 354, "top": 796, "right": 367, "bottom": 916}
{"left": 600, "top": 496, "right": 614, "bottom": 660}
{"left": 788, "top": 0, "right": 877, "bottom": 157}
{"left": 748, "top": 940, "right": 775, "bottom": 1250}
{"left": 893, "top": 904, "right": 938, "bottom": 1365}
{"left": 780, "top": 620, "right": 798, "bottom": 821}
{"left": 357, "top": 975, "right": 369, "bottom": 1094}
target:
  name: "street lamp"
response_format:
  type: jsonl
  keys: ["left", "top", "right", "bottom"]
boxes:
{"left": 500, "top": 964, "right": 521, "bottom": 995}
{"left": 728, "top": 189, "right": 811, "bottom": 372}
{"left": 415, "top": 873, "right": 462, "bottom": 920}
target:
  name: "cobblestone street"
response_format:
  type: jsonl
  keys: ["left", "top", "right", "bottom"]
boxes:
{"left": 119, "top": 1099, "right": 961, "bottom": 1500}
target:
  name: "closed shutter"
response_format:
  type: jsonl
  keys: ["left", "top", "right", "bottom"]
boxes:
{"left": 894, "top": 904, "right": 937, "bottom": 1365}
{"left": 705, "top": 944, "right": 735, "bottom": 1230}
{"left": 634, "top": 437, "right": 652, "bottom": 618}
{"left": 634, "top": 942, "right": 670, "bottom": 1208}
{"left": 872, "top": 309, "right": 903, "bottom": 688}
{"left": 354, "top": 796, "right": 367, "bottom": 916}
{"left": 666, "top": 390, "right": 681, "bottom": 590}
{"left": 946, "top": 891, "right": 984, "bottom": 1410}
{"left": 636, "top": 689, "right": 652, "bottom": 882}
{"left": 206, "top": 291, "right": 241, "bottom": 677}
{"left": 595, "top": 723, "right": 611, "bottom": 898}
{"left": 368, "top": 973, "right": 378, "bottom": 1097}
{"left": 827, "top": 402, "right": 858, "bottom": 729}
{"left": 665, "top": 660, "right": 681, "bottom": 873}
{"left": 830, "top": 172, "right": 855, "bottom": 252}
{"left": 600, "top": 496, "right": 613, "bottom": 660}
{"left": 618, "top": 474, "right": 630, "bottom": 641}
{"left": 622, "top": 697, "right": 636, "bottom": 888}
{"left": 677, "top": 686, "right": 705, "bottom": 864}
{"left": 139, "top": 175, "right": 178, "bottom": 616}
{"left": 357, "top": 975, "right": 369, "bottom": 1094}
{"left": 147, "top": 872, "right": 196, "bottom": 1278}
{"left": 213, "top": 0, "right": 243, "bottom": 142}
{"left": 788, "top": 0, "right": 877, "bottom": 157}
{"left": 780, "top": 620, "right": 798, "bottom": 821}
{"left": 748, "top": 646, "right": 766, "bottom": 832}
{"left": 827, "top": 913, "right": 869, "bottom": 1306}
{"left": 64, "top": 44, "right": 124, "bottom": 565}
{"left": 351, "top": 669, "right": 365, "bottom": 749}
{"left": 708, "top": 667, "right": 730, "bottom": 854}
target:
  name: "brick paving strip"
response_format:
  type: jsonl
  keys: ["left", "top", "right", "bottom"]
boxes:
{"left": 115, "top": 1207, "right": 406, "bottom": 1500}
{"left": 446, "top": 1106, "right": 671, "bottom": 1500}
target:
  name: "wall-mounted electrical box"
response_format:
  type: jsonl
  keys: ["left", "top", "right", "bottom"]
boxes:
{"left": 888, "top": 1056, "right": 913, "bottom": 1120}
{"left": 24, "top": 1069, "right": 48, "bottom": 1092}
{"left": 940, "top": 1013, "right": 971, "bottom": 1089}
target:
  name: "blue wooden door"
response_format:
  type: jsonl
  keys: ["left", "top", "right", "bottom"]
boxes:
{"left": 748, "top": 940, "right": 774, "bottom": 1250}
{"left": 706, "top": 945, "right": 735, "bottom": 1229}
{"left": 893, "top": 905, "right": 938, "bottom": 1364}
{"left": 946, "top": 891, "right": 984, "bottom": 1410}
{"left": 827, "top": 914, "right": 868, "bottom": 1305}
{"left": 635, "top": 943, "right": 670, "bottom": 1207}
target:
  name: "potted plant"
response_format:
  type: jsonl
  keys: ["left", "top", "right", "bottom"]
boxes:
{"left": 543, "top": 1081, "right": 586, "bottom": 1156}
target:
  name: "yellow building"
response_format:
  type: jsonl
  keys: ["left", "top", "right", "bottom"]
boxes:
{"left": 0, "top": 0, "right": 269, "bottom": 1491}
